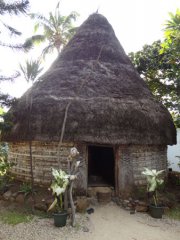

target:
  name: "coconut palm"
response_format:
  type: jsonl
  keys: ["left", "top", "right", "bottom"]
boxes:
{"left": 24, "top": 2, "right": 78, "bottom": 58}
{"left": 19, "top": 59, "right": 43, "bottom": 83}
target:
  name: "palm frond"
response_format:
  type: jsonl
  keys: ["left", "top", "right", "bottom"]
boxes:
{"left": 34, "top": 22, "right": 40, "bottom": 32}
{"left": 62, "top": 12, "right": 78, "bottom": 30}
{"left": 0, "top": 0, "right": 29, "bottom": 15}
{"left": 41, "top": 44, "right": 54, "bottom": 59}
{"left": 30, "top": 13, "right": 52, "bottom": 28}
{"left": 49, "top": 12, "right": 58, "bottom": 31}
{"left": 23, "top": 35, "right": 46, "bottom": 50}
{"left": 0, "top": 40, "right": 28, "bottom": 51}
{"left": 19, "top": 59, "right": 43, "bottom": 83}
{"left": 0, "top": 71, "right": 20, "bottom": 81}
{"left": 27, "top": 5, "right": 79, "bottom": 55}
{"left": 1, "top": 21, "right": 21, "bottom": 36}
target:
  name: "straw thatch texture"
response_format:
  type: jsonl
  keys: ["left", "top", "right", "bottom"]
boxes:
{"left": 3, "top": 14, "right": 176, "bottom": 145}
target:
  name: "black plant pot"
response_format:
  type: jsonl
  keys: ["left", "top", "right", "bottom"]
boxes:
{"left": 53, "top": 211, "right": 68, "bottom": 227}
{"left": 149, "top": 204, "right": 164, "bottom": 219}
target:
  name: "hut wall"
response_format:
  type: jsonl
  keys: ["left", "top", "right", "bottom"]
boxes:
{"left": 8, "top": 142, "right": 167, "bottom": 196}
{"left": 8, "top": 141, "right": 87, "bottom": 191}
{"left": 117, "top": 145, "right": 167, "bottom": 195}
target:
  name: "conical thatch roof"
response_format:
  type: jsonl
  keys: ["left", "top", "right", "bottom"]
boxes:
{"left": 4, "top": 14, "right": 176, "bottom": 145}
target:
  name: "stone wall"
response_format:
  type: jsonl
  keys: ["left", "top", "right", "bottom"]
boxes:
{"left": 8, "top": 141, "right": 87, "bottom": 189}
{"left": 117, "top": 145, "right": 167, "bottom": 195}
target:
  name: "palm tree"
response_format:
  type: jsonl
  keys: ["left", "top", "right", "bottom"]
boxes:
{"left": 165, "top": 9, "right": 180, "bottom": 32}
{"left": 19, "top": 59, "right": 43, "bottom": 83}
{"left": 24, "top": 2, "right": 78, "bottom": 58}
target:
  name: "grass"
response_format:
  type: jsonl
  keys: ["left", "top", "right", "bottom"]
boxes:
{"left": 0, "top": 211, "right": 33, "bottom": 225}
{"left": 33, "top": 210, "right": 52, "bottom": 219}
{"left": 166, "top": 207, "right": 180, "bottom": 221}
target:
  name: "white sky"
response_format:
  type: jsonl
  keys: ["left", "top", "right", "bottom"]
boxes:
{"left": 0, "top": 0, "right": 179, "bottom": 98}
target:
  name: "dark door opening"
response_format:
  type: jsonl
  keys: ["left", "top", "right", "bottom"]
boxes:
{"left": 88, "top": 145, "right": 115, "bottom": 187}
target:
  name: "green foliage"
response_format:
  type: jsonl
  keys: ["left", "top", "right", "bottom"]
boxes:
{"left": 0, "top": 0, "right": 30, "bottom": 107}
{"left": 25, "top": 2, "right": 79, "bottom": 57}
{"left": 161, "top": 9, "right": 180, "bottom": 56}
{"left": 169, "top": 171, "right": 180, "bottom": 186}
{"left": 0, "top": 0, "right": 30, "bottom": 50}
{"left": 19, "top": 183, "right": 34, "bottom": 197}
{"left": 0, "top": 142, "right": 8, "bottom": 160}
{"left": 166, "top": 207, "right": 180, "bottom": 220}
{"left": 0, "top": 0, "right": 29, "bottom": 16}
{"left": 129, "top": 41, "right": 180, "bottom": 122}
{"left": 0, "top": 142, "right": 9, "bottom": 178}
{"left": 0, "top": 110, "right": 14, "bottom": 133}
{"left": 0, "top": 143, "right": 15, "bottom": 193}
{"left": 48, "top": 168, "right": 69, "bottom": 212}
{"left": 142, "top": 168, "right": 165, "bottom": 206}
{"left": 19, "top": 59, "right": 43, "bottom": 83}
{"left": 129, "top": 9, "right": 180, "bottom": 126}
{"left": 0, "top": 211, "right": 33, "bottom": 225}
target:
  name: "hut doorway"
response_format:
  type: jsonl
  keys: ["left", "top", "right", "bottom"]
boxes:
{"left": 88, "top": 145, "right": 115, "bottom": 187}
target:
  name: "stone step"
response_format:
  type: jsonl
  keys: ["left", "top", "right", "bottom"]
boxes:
{"left": 87, "top": 186, "right": 115, "bottom": 203}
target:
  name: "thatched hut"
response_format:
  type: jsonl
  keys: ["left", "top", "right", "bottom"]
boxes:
{"left": 3, "top": 14, "right": 176, "bottom": 196}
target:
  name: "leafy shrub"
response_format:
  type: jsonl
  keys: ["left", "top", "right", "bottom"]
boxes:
{"left": 19, "top": 183, "right": 35, "bottom": 197}
{"left": 0, "top": 143, "right": 15, "bottom": 193}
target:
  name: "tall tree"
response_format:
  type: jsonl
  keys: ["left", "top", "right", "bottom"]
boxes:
{"left": 0, "top": 0, "right": 30, "bottom": 107}
{"left": 161, "top": 8, "right": 180, "bottom": 104}
{"left": 0, "top": 0, "right": 29, "bottom": 50}
{"left": 129, "top": 10, "right": 180, "bottom": 127}
{"left": 25, "top": 2, "right": 78, "bottom": 57}
{"left": 161, "top": 9, "right": 180, "bottom": 57}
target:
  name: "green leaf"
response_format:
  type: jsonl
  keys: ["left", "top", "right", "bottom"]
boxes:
{"left": 47, "top": 198, "right": 57, "bottom": 211}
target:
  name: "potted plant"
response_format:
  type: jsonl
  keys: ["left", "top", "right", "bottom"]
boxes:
{"left": 48, "top": 147, "right": 80, "bottom": 227}
{"left": 48, "top": 168, "right": 69, "bottom": 227}
{"left": 142, "top": 168, "right": 165, "bottom": 218}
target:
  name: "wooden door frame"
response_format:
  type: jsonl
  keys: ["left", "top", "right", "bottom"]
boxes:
{"left": 86, "top": 143, "right": 117, "bottom": 194}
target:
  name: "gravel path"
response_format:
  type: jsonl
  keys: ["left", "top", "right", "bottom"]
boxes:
{"left": 0, "top": 201, "right": 179, "bottom": 240}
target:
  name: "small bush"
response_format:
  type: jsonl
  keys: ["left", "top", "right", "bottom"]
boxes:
{"left": 0, "top": 143, "right": 15, "bottom": 193}
{"left": 19, "top": 183, "right": 34, "bottom": 197}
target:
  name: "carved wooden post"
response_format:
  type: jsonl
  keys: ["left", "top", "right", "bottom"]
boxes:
{"left": 67, "top": 147, "right": 80, "bottom": 227}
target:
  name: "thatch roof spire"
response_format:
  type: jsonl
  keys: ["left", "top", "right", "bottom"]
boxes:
{"left": 3, "top": 13, "right": 176, "bottom": 145}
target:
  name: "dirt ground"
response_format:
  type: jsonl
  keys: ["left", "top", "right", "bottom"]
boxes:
{"left": 0, "top": 201, "right": 179, "bottom": 240}
{"left": 85, "top": 204, "right": 180, "bottom": 240}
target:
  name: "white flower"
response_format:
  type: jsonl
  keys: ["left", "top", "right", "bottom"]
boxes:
{"left": 52, "top": 168, "right": 60, "bottom": 179}
{"left": 55, "top": 186, "right": 65, "bottom": 195}
{"left": 50, "top": 168, "right": 69, "bottom": 196}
